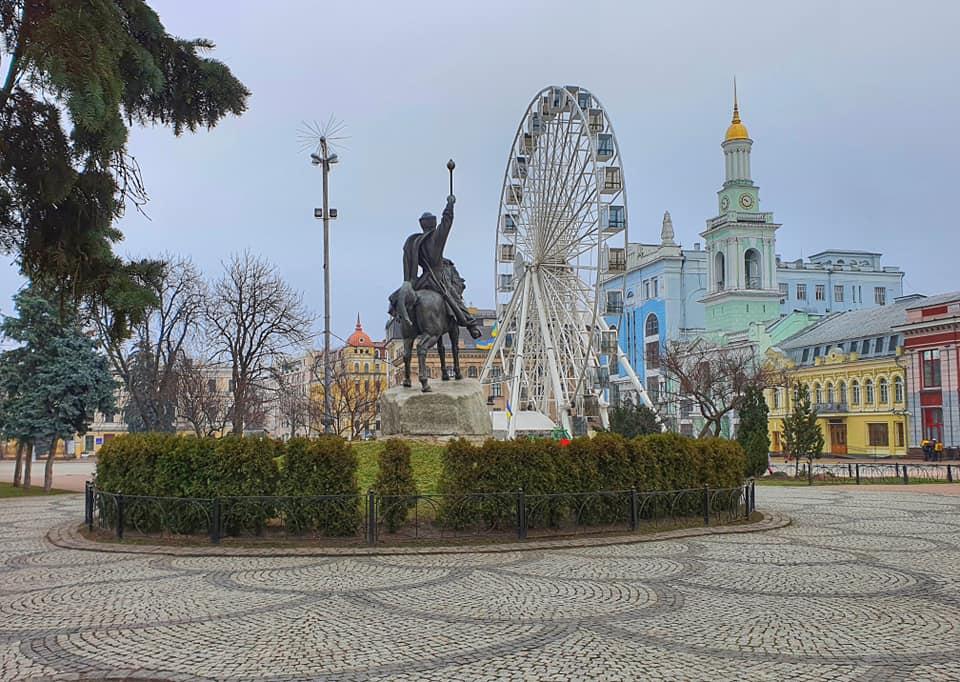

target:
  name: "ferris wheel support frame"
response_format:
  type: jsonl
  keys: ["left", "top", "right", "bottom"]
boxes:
{"left": 506, "top": 274, "right": 531, "bottom": 439}
{"left": 530, "top": 269, "right": 572, "bottom": 435}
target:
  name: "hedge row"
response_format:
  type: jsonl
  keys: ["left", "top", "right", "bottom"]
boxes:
{"left": 437, "top": 433, "right": 746, "bottom": 529}
{"left": 95, "top": 434, "right": 359, "bottom": 535}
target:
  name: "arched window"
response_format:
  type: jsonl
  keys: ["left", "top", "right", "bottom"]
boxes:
{"left": 364, "top": 362, "right": 370, "bottom": 373}
{"left": 879, "top": 378, "right": 889, "bottom": 404}
{"left": 865, "top": 379, "right": 874, "bottom": 404}
{"left": 715, "top": 252, "right": 725, "bottom": 291}
{"left": 645, "top": 314, "right": 659, "bottom": 337}
{"left": 851, "top": 380, "right": 860, "bottom": 405}
{"left": 814, "top": 383, "right": 823, "bottom": 405}
{"left": 826, "top": 383, "right": 835, "bottom": 404}
{"left": 744, "top": 248, "right": 762, "bottom": 289}
{"left": 772, "top": 388, "right": 781, "bottom": 410}
{"left": 894, "top": 376, "right": 904, "bottom": 403}
{"left": 838, "top": 381, "right": 847, "bottom": 405}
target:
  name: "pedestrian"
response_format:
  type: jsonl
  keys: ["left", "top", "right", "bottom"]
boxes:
{"left": 921, "top": 438, "right": 931, "bottom": 462}
{"left": 934, "top": 439, "right": 944, "bottom": 462}
{"left": 767, "top": 451, "right": 774, "bottom": 476}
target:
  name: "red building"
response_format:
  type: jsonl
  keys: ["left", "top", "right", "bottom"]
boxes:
{"left": 893, "top": 292, "right": 960, "bottom": 456}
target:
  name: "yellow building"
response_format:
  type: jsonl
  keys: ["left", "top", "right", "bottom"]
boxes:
{"left": 766, "top": 303, "right": 911, "bottom": 457}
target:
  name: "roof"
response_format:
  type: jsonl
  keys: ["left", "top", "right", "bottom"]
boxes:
{"left": 779, "top": 299, "right": 918, "bottom": 350}
{"left": 346, "top": 314, "right": 373, "bottom": 348}
{"left": 904, "top": 291, "right": 960, "bottom": 311}
{"left": 807, "top": 249, "right": 883, "bottom": 259}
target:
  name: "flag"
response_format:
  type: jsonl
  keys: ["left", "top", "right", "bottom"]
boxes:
{"left": 506, "top": 400, "right": 513, "bottom": 420}
{"left": 474, "top": 320, "right": 499, "bottom": 351}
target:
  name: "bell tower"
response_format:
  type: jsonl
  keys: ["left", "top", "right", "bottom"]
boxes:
{"left": 701, "top": 82, "right": 781, "bottom": 333}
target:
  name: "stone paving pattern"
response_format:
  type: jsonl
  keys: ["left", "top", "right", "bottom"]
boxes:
{"left": 2, "top": 488, "right": 959, "bottom": 680}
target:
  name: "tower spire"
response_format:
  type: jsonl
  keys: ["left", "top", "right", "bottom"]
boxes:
{"left": 732, "top": 77, "right": 741, "bottom": 124}
{"left": 355, "top": 313, "right": 362, "bottom": 331}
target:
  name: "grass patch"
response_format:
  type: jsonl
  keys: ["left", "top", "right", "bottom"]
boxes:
{"left": 352, "top": 441, "right": 445, "bottom": 494}
{"left": 0, "top": 481, "right": 73, "bottom": 498}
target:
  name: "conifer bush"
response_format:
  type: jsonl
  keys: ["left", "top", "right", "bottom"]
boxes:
{"left": 374, "top": 439, "right": 418, "bottom": 532}
{"left": 278, "top": 437, "right": 360, "bottom": 535}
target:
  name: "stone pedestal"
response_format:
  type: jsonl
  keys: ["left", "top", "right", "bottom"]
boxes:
{"left": 380, "top": 379, "right": 492, "bottom": 438}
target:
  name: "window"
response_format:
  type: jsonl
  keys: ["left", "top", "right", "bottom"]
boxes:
{"left": 680, "top": 423, "right": 694, "bottom": 437}
{"left": 801, "top": 348, "right": 810, "bottom": 363}
{"left": 744, "top": 249, "right": 761, "bottom": 288}
{"left": 888, "top": 336, "right": 898, "bottom": 352}
{"left": 874, "top": 338, "right": 884, "bottom": 354}
{"left": 772, "top": 388, "right": 781, "bottom": 410}
{"left": 364, "top": 362, "right": 370, "bottom": 373}
{"left": 491, "top": 381, "right": 502, "bottom": 398}
{"left": 84, "top": 435, "right": 95, "bottom": 452}
{"left": 815, "top": 284, "right": 826, "bottom": 301}
{"left": 715, "top": 252, "right": 725, "bottom": 291}
{"left": 796, "top": 283, "right": 807, "bottom": 300}
{"left": 868, "top": 423, "right": 889, "bottom": 447}
{"left": 826, "top": 383, "right": 835, "bottom": 404}
{"left": 681, "top": 398, "right": 693, "bottom": 417}
{"left": 779, "top": 283, "right": 789, "bottom": 299}
{"left": 645, "top": 314, "right": 659, "bottom": 337}
{"left": 643, "top": 280, "right": 650, "bottom": 299}
{"left": 468, "top": 366, "right": 478, "bottom": 378}
{"left": 207, "top": 378, "right": 217, "bottom": 393}
{"left": 834, "top": 284, "right": 844, "bottom": 302}
{"left": 838, "top": 381, "right": 847, "bottom": 405}
{"left": 861, "top": 339, "right": 871, "bottom": 355}
{"left": 922, "top": 350, "right": 942, "bottom": 387}
{"left": 896, "top": 422, "right": 905, "bottom": 447}
{"left": 865, "top": 379, "right": 874, "bottom": 404}
{"left": 874, "top": 287, "right": 886, "bottom": 305}
{"left": 879, "top": 378, "right": 889, "bottom": 404}
{"left": 228, "top": 379, "right": 235, "bottom": 392}
{"left": 645, "top": 341, "right": 660, "bottom": 368}
{"left": 814, "top": 383, "right": 823, "bottom": 405}
{"left": 894, "top": 376, "right": 904, "bottom": 403}
{"left": 646, "top": 376, "right": 660, "bottom": 402}
{"left": 652, "top": 278, "right": 660, "bottom": 299}
{"left": 851, "top": 380, "right": 860, "bottom": 405}
{"left": 354, "top": 362, "right": 360, "bottom": 372}
{"left": 813, "top": 346, "right": 821, "bottom": 358}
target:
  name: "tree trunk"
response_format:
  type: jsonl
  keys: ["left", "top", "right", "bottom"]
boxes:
{"left": 12, "top": 441, "right": 24, "bottom": 487}
{"left": 22, "top": 443, "right": 32, "bottom": 490}
{"left": 43, "top": 437, "right": 57, "bottom": 492}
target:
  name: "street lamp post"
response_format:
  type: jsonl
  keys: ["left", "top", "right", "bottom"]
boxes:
{"left": 311, "top": 138, "right": 339, "bottom": 433}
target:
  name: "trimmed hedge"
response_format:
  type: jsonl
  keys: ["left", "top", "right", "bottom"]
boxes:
{"left": 374, "top": 439, "right": 417, "bottom": 532}
{"left": 438, "top": 433, "right": 746, "bottom": 529}
{"left": 279, "top": 437, "right": 360, "bottom": 535}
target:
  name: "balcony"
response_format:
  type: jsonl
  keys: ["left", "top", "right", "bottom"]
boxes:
{"left": 815, "top": 402, "right": 848, "bottom": 414}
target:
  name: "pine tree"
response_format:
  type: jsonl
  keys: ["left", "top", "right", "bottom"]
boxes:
{"left": 0, "top": 290, "right": 116, "bottom": 491}
{"left": 1, "top": 1, "right": 249, "bottom": 334}
{"left": 783, "top": 382, "right": 825, "bottom": 480}
{"left": 737, "top": 386, "right": 770, "bottom": 478}
{"left": 609, "top": 398, "right": 661, "bottom": 438}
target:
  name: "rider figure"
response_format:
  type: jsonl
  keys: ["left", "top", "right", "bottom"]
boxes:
{"left": 396, "top": 195, "right": 483, "bottom": 339}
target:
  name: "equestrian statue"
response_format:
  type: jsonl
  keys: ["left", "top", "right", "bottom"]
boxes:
{"left": 388, "top": 160, "right": 482, "bottom": 392}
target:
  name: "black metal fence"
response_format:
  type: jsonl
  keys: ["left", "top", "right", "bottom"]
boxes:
{"left": 768, "top": 462, "right": 956, "bottom": 485}
{"left": 83, "top": 481, "right": 756, "bottom": 547}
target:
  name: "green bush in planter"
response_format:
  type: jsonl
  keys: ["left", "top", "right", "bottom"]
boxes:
{"left": 278, "top": 436, "right": 360, "bottom": 536}
{"left": 374, "top": 439, "right": 417, "bottom": 532}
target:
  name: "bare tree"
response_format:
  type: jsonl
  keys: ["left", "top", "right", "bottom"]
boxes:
{"left": 312, "top": 352, "right": 385, "bottom": 439}
{"left": 176, "top": 359, "right": 232, "bottom": 437}
{"left": 205, "top": 252, "right": 313, "bottom": 434}
{"left": 89, "top": 256, "right": 205, "bottom": 432}
{"left": 661, "top": 339, "right": 784, "bottom": 438}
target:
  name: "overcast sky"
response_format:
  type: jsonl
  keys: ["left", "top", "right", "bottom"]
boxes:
{"left": 3, "top": 0, "right": 957, "bottom": 345}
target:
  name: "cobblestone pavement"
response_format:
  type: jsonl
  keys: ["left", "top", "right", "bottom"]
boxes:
{"left": 2, "top": 488, "right": 959, "bottom": 681}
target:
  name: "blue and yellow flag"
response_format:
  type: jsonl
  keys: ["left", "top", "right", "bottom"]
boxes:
{"left": 506, "top": 400, "right": 513, "bottom": 419}
{"left": 474, "top": 320, "right": 499, "bottom": 351}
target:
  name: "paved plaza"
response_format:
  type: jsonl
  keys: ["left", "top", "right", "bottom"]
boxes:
{"left": 1, "top": 488, "right": 959, "bottom": 680}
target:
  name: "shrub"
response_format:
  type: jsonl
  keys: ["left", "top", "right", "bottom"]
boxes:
{"left": 278, "top": 436, "right": 360, "bottom": 535}
{"left": 438, "top": 433, "right": 746, "bottom": 530}
{"left": 374, "top": 439, "right": 417, "bottom": 532}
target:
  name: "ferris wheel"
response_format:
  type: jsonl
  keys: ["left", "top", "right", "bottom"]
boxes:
{"left": 480, "top": 85, "right": 652, "bottom": 437}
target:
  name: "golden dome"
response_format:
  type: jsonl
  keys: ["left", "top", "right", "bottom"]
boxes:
{"left": 724, "top": 82, "right": 750, "bottom": 141}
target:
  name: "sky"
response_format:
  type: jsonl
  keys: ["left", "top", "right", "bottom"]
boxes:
{"left": 3, "top": 0, "right": 958, "bottom": 346}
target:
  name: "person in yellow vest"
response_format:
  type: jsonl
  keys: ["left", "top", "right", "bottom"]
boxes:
{"left": 921, "top": 438, "right": 931, "bottom": 461}
{"left": 934, "top": 439, "right": 944, "bottom": 462}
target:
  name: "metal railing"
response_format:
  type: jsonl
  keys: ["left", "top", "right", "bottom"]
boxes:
{"left": 767, "top": 462, "right": 956, "bottom": 485}
{"left": 84, "top": 481, "right": 756, "bottom": 547}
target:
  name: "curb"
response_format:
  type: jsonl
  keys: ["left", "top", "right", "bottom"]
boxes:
{"left": 46, "top": 511, "right": 791, "bottom": 558}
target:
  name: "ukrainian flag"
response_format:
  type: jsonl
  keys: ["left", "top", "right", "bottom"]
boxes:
{"left": 474, "top": 320, "right": 499, "bottom": 351}
{"left": 506, "top": 400, "right": 513, "bottom": 420}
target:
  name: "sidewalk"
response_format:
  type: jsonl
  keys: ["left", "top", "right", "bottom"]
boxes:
{"left": 0, "top": 459, "right": 95, "bottom": 492}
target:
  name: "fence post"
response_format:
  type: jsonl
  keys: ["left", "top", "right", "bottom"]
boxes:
{"left": 84, "top": 481, "right": 92, "bottom": 529}
{"left": 847, "top": 463, "right": 853, "bottom": 479}
{"left": 855, "top": 463, "right": 861, "bottom": 485}
{"left": 210, "top": 498, "right": 221, "bottom": 545}
{"left": 702, "top": 485, "right": 710, "bottom": 526}
{"left": 902, "top": 465, "right": 909, "bottom": 485}
{"left": 948, "top": 464, "right": 954, "bottom": 483}
{"left": 895, "top": 463, "right": 900, "bottom": 478}
{"left": 629, "top": 488, "right": 638, "bottom": 531}
{"left": 515, "top": 489, "right": 527, "bottom": 540}
{"left": 116, "top": 493, "right": 124, "bottom": 540}
{"left": 366, "top": 489, "right": 377, "bottom": 545}
{"left": 752, "top": 479, "right": 757, "bottom": 513}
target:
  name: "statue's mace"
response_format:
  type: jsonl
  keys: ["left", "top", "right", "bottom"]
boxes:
{"left": 447, "top": 159, "right": 455, "bottom": 196}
